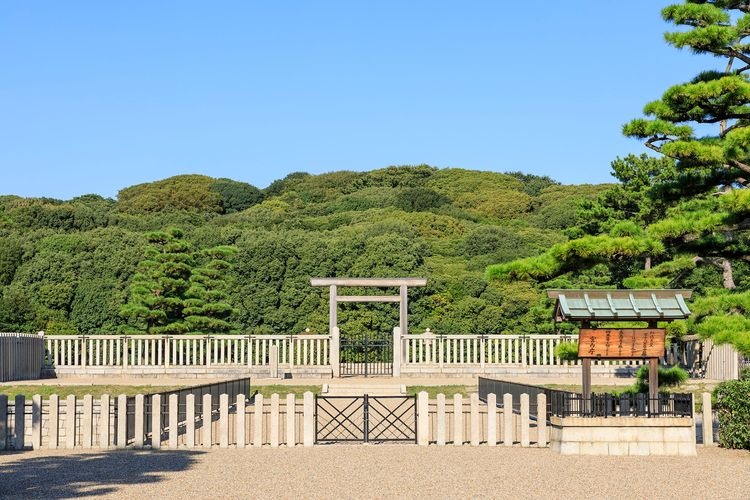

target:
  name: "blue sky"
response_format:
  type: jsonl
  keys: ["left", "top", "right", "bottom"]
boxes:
{"left": 0, "top": 1, "right": 721, "bottom": 199}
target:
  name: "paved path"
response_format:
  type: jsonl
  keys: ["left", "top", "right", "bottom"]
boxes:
{"left": 0, "top": 446, "right": 747, "bottom": 499}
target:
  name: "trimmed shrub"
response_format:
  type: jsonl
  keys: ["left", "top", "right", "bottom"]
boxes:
{"left": 713, "top": 380, "right": 750, "bottom": 450}
{"left": 554, "top": 341, "right": 579, "bottom": 362}
{"left": 633, "top": 365, "right": 689, "bottom": 392}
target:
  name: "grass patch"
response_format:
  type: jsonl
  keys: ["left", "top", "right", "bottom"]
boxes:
{"left": 406, "top": 385, "right": 472, "bottom": 398}
{"left": 0, "top": 385, "right": 185, "bottom": 399}
{"left": 252, "top": 385, "right": 321, "bottom": 398}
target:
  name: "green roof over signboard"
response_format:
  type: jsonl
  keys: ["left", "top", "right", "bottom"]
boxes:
{"left": 546, "top": 289, "right": 692, "bottom": 322}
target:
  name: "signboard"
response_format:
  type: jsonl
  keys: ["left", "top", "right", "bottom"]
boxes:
{"left": 577, "top": 328, "right": 665, "bottom": 359}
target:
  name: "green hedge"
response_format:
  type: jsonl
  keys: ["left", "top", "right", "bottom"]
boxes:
{"left": 553, "top": 341, "right": 579, "bottom": 361}
{"left": 713, "top": 380, "right": 750, "bottom": 450}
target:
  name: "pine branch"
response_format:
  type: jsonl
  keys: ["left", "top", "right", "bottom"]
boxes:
{"left": 729, "top": 159, "right": 750, "bottom": 175}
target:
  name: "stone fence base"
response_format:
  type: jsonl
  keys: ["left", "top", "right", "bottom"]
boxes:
{"left": 550, "top": 416, "right": 696, "bottom": 456}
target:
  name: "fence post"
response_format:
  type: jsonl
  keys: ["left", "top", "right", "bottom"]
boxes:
{"left": 253, "top": 394, "right": 264, "bottom": 447}
{"left": 117, "top": 394, "right": 127, "bottom": 449}
{"left": 219, "top": 394, "right": 229, "bottom": 449}
{"left": 151, "top": 394, "right": 161, "bottom": 449}
{"left": 303, "top": 392, "right": 314, "bottom": 447}
{"left": 288, "top": 336, "right": 295, "bottom": 371}
{"left": 453, "top": 394, "right": 463, "bottom": 446}
{"left": 470, "top": 393, "right": 480, "bottom": 446}
{"left": 702, "top": 392, "right": 714, "bottom": 446}
{"left": 270, "top": 393, "right": 279, "bottom": 447}
{"left": 168, "top": 394, "right": 178, "bottom": 449}
{"left": 436, "top": 393, "right": 446, "bottom": 446}
{"left": 186, "top": 394, "right": 196, "bottom": 448}
{"left": 520, "top": 394, "right": 530, "bottom": 447}
{"left": 392, "top": 327, "right": 402, "bottom": 377}
{"left": 236, "top": 394, "right": 246, "bottom": 449}
{"left": 32, "top": 395, "right": 42, "bottom": 450}
{"left": 331, "top": 326, "right": 340, "bottom": 378}
{"left": 202, "top": 394, "right": 212, "bottom": 448}
{"left": 479, "top": 337, "right": 486, "bottom": 370}
{"left": 487, "top": 393, "right": 497, "bottom": 447}
{"left": 134, "top": 394, "right": 144, "bottom": 449}
{"left": 537, "top": 393, "right": 547, "bottom": 447}
{"left": 503, "top": 393, "right": 513, "bottom": 446}
{"left": 100, "top": 394, "right": 110, "bottom": 449}
{"left": 14, "top": 395, "right": 25, "bottom": 450}
{"left": 48, "top": 394, "right": 59, "bottom": 450}
{"left": 62, "top": 395, "right": 76, "bottom": 449}
{"left": 0, "top": 395, "right": 7, "bottom": 450}
{"left": 269, "top": 345, "right": 279, "bottom": 379}
{"left": 286, "top": 394, "right": 296, "bottom": 447}
{"left": 82, "top": 394, "right": 93, "bottom": 448}
{"left": 417, "top": 391, "right": 429, "bottom": 446}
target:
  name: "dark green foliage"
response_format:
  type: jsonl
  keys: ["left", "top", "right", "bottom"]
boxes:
{"left": 740, "top": 366, "right": 750, "bottom": 381}
{"left": 553, "top": 341, "right": 579, "bottom": 361}
{"left": 210, "top": 178, "right": 263, "bottom": 213}
{"left": 713, "top": 380, "right": 750, "bottom": 450}
{"left": 633, "top": 365, "right": 689, "bottom": 392}
{"left": 394, "top": 187, "right": 450, "bottom": 212}
{"left": 121, "top": 228, "right": 237, "bottom": 334}
{"left": 0, "top": 238, "right": 23, "bottom": 286}
{"left": 504, "top": 172, "right": 559, "bottom": 197}
{"left": 0, "top": 165, "right": 603, "bottom": 335}
{"left": 120, "top": 228, "right": 195, "bottom": 334}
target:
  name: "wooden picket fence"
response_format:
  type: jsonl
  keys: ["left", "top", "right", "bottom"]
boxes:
{"left": 1, "top": 392, "right": 548, "bottom": 450}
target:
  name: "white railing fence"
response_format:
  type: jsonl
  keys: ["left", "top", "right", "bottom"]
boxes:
{"left": 402, "top": 333, "right": 648, "bottom": 367}
{"left": 43, "top": 334, "right": 330, "bottom": 369}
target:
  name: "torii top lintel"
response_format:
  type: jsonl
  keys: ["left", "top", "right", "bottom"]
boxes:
{"left": 310, "top": 278, "right": 427, "bottom": 287}
{"left": 310, "top": 278, "right": 427, "bottom": 338}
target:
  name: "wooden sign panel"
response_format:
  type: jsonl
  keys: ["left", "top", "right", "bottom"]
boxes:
{"left": 578, "top": 328, "right": 665, "bottom": 359}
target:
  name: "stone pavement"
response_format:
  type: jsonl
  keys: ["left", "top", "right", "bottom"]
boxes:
{"left": 0, "top": 446, "right": 747, "bottom": 499}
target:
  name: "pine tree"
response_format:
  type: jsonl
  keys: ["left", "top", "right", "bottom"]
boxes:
{"left": 183, "top": 246, "right": 237, "bottom": 333}
{"left": 487, "top": 1, "right": 750, "bottom": 355}
{"left": 121, "top": 228, "right": 237, "bottom": 334}
{"left": 120, "top": 228, "right": 193, "bottom": 334}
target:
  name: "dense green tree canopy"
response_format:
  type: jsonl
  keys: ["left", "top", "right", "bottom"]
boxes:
{"left": 0, "top": 165, "right": 603, "bottom": 337}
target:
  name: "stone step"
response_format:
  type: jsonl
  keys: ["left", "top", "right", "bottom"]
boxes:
{"left": 323, "top": 383, "right": 407, "bottom": 396}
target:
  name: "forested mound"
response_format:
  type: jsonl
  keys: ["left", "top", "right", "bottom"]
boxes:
{"left": 0, "top": 166, "right": 604, "bottom": 336}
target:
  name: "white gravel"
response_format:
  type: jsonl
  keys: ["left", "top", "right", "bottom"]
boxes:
{"left": 1, "top": 446, "right": 748, "bottom": 499}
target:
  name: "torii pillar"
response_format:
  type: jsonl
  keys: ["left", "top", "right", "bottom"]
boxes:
{"left": 311, "top": 278, "right": 427, "bottom": 377}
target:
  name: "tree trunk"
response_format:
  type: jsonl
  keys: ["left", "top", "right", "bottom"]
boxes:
{"left": 692, "top": 256, "right": 736, "bottom": 289}
{"left": 720, "top": 258, "right": 736, "bottom": 290}
{"left": 644, "top": 256, "right": 652, "bottom": 271}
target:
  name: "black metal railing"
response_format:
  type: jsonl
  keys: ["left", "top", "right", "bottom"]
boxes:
{"left": 478, "top": 377, "right": 692, "bottom": 419}
{"left": 315, "top": 394, "right": 416, "bottom": 443}
{"left": 340, "top": 334, "right": 393, "bottom": 377}
{"left": 478, "top": 377, "right": 575, "bottom": 419}
{"left": 550, "top": 391, "right": 693, "bottom": 418}
{"left": 119, "top": 377, "right": 252, "bottom": 444}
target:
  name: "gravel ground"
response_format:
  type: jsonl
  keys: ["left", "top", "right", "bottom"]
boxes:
{"left": 1, "top": 446, "right": 748, "bottom": 499}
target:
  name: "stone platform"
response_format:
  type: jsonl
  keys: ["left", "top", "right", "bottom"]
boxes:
{"left": 550, "top": 416, "right": 696, "bottom": 456}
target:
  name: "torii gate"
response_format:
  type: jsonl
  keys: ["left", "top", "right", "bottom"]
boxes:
{"left": 310, "top": 278, "right": 427, "bottom": 377}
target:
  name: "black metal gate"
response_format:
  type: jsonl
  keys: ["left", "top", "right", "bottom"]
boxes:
{"left": 340, "top": 332, "right": 393, "bottom": 376}
{"left": 315, "top": 395, "right": 416, "bottom": 443}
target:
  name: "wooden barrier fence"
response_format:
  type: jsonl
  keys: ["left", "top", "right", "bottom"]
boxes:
{"left": 0, "top": 391, "right": 560, "bottom": 450}
{"left": 0, "top": 333, "right": 45, "bottom": 382}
